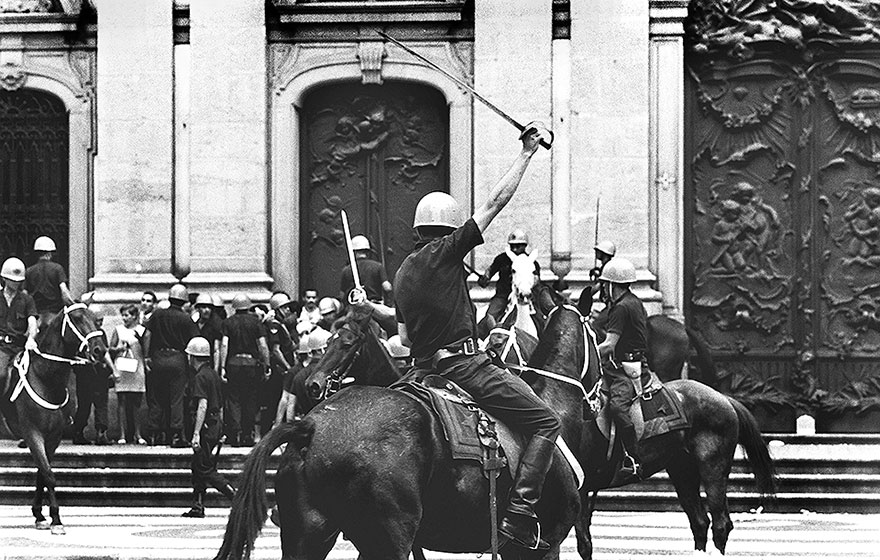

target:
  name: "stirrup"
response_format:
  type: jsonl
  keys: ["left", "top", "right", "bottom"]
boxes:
{"left": 622, "top": 452, "right": 643, "bottom": 480}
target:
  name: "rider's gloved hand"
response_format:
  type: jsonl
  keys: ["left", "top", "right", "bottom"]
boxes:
{"left": 25, "top": 337, "right": 38, "bottom": 352}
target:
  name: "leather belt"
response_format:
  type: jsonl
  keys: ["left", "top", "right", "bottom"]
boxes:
{"left": 430, "top": 338, "right": 477, "bottom": 369}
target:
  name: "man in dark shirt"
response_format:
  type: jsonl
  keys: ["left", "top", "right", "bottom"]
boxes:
{"left": 219, "top": 294, "right": 270, "bottom": 446}
{"left": 181, "top": 336, "right": 235, "bottom": 518}
{"left": 0, "top": 257, "right": 39, "bottom": 395}
{"left": 193, "top": 293, "right": 222, "bottom": 370}
{"left": 260, "top": 292, "right": 296, "bottom": 437}
{"left": 478, "top": 229, "right": 540, "bottom": 322}
{"left": 142, "top": 283, "right": 199, "bottom": 447}
{"left": 596, "top": 257, "right": 648, "bottom": 482}
{"left": 339, "top": 235, "right": 392, "bottom": 304}
{"left": 395, "top": 124, "right": 559, "bottom": 551}
{"left": 24, "top": 236, "right": 74, "bottom": 328}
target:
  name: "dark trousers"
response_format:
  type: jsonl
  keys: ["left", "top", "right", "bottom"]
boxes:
{"left": 191, "top": 418, "right": 230, "bottom": 493}
{"left": 147, "top": 350, "right": 188, "bottom": 437}
{"left": 428, "top": 354, "right": 559, "bottom": 440}
{"left": 605, "top": 361, "right": 638, "bottom": 430}
{"left": 73, "top": 363, "right": 109, "bottom": 432}
{"left": 258, "top": 367, "right": 284, "bottom": 435}
{"left": 224, "top": 363, "right": 260, "bottom": 441}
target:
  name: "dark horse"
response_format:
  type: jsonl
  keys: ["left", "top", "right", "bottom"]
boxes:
{"left": 0, "top": 303, "right": 108, "bottom": 534}
{"left": 297, "top": 304, "right": 776, "bottom": 558}
{"left": 214, "top": 302, "right": 598, "bottom": 560}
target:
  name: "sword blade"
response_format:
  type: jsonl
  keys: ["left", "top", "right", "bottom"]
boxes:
{"left": 377, "top": 31, "right": 551, "bottom": 150}
{"left": 340, "top": 210, "right": 363, "bottom": 291}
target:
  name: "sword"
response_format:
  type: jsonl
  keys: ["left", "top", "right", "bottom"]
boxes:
{"left": 340, "top": 210, "right": 367, "bottom": 305}
{"left": 377, "top": 31, "right": 553, "bottom": 150}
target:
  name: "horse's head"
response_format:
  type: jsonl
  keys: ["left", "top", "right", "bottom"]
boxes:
{"left": 305, "top": 303, "right": 373, "bottom": 402}
{"left": 45, "top": 303, "right": 108, "bottom": 364}
{"left": 510, "top": 252, "right": 539, "bottom": 307}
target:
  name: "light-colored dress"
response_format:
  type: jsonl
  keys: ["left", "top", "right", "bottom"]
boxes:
{"left": 114, "top": 324, "right": 146, "bottom": 393}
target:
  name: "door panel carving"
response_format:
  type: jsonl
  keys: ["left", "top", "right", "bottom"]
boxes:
{"left": 300, "top": 81, "right": 448, "bottom": 295}
{"left": 0, "top": 89, "right": 69, "bottom": 270}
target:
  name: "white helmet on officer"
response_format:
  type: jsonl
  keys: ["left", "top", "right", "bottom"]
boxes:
{"left": 231, "top": 293, "right": 252, "bottom": 311}
{"left": 594, "top": 240, "right": 617, "bottom": 259}
{"left": 351, "top": 235, "right": 371, "bottom": 252}
{"left": 413, "top": 192, "right": 460, "bottom": 229}
{"left": 194, "top": 293, "right": 213, "bottom": 308}
{"left": 598, "top": 257, "right": 637, "bottom": 285}
{"left": 508, "top": 229, "right": 529, "bottom": 246}
{"left": 1, "top": 257, "right": 26, "bottom": 282}
{"left": 318, "top": 297, "right": 341, "bottom": 316}
{"left": 185, "top": 336, "right": 212, "bottom": 357}
{"left": 307, "top": 327, "right": 332, "bottom": 355}
{"left": 168, "top": 283, "right": 188, "bottom": 304}
{"left": 33, "top": 236, "right": 56, "bottom": 252}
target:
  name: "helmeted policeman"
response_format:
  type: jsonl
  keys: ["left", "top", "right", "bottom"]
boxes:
{"left": 142, "top": 283, "right": 199, "bottom": 447}
{"left": 478, "top": 229, "right": 541, "bottom": 323}
{"left": 578, "top": 240, "right": 617, "bottom": 317}
{"left": 395, "top": 124, "right": 559, "bottom": 551}
{"left": 595, "top": 257, "right": 648, "bottom": 481}
{"left": 181, "top": 336, "right": 235, "bottom": 518}
{"left": 0, "top": 258, "right": 39, "bottom": 390}
{"left": 25, "top": 236, "right": 75, "bottom": 328}
{"left": 193, "top": 293, "right": 222, "bottom": 370}
{"left": 219, "top": 293, "right": 271, "bottom": 446}
{"left": 261, "top": 292, "right": 296, "bottom": 435}
{"left": 340, "top": 235, "right": 393, "bottom": 305}
{"left": 316, "top": 297, "right": 342, "bottom": 331}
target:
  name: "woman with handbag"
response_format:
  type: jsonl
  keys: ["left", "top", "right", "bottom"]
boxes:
{"left": 110, "top": 304, "right": 147, "bottom": 444}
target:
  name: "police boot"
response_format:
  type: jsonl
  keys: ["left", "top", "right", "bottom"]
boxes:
{"left": 181, "top": 491, "right": 205, "bottom": 518}
{"left": 499, "top": 434, "right": 555, "bottom": 550}
{"left": 611, "top": 424, "right": 643, "bottom": 486}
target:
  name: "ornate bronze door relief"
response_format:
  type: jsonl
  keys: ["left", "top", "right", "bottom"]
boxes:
{"left": 685, "top": 2, "right": 880, "bottom": 424}
{"left": 0, "top": 89, "right": 69, "bottom": 270}
{"left": 299, "top": 81, "right": 448, "bottom": 296}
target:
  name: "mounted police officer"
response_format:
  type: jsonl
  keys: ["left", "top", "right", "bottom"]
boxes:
{"left": 0, "top": 258, "right": 39, "bottom": 394}
{"left": 478, "top": 229, "right": 540, "bottom": 323}
{"left": 394, "top": 123, "right": 558, "bottom": 551}
{"left": 577, "top": 240, "right": 616, "bottom": 317}
{"left": 25, "top": 236, "right": 75, "bottom": 328}
{"left": 595, "top": 257, "right": 648, "bottom": 481}
{"left": 340, "top": 235, "right": 393, "bottom": 305}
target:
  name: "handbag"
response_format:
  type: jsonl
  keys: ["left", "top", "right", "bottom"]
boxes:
{"left": 115, "top": 348, "right": 139, "bottom": 373}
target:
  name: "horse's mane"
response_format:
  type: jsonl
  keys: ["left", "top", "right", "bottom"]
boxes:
{"left": 35, "top": 307, "right": 67, "bottom": 346}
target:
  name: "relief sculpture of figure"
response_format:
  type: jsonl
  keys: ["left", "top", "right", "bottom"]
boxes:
{"left": 730, "top": 181, "right": 780, "bottom": 273}
{"left": 843, "top": 186, "right": 880, "bottom": 262}
{"left": 710, "top": 199, "right": 748, "bottom": 273}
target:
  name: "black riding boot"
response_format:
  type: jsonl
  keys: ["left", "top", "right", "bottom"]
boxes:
{"left": 611, "top": 424, "right": 643, "bottom": 485}
{"left": 181, "top": 490, "right": 205, "bottom": 518}
{"left": 499, "top": 434, "right": 555, "bottom": 550}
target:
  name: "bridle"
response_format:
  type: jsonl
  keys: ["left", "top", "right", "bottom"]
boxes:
{"left": 319, "top": 324, "right": 364, "bottom": 400}
{"left": 505, "top": 304, "right": 603, "bottom": 415}
{"left": 10, "top": 303, "right": 105, "bottom": 410}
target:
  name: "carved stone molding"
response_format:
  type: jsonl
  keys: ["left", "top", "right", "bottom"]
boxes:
{"left": 0, "top": 0, "right": 54, "bottom": 13}
{"left": 0, "top": 61, "right": 26, "bottom": 90}
{"left": 357, "top": 41, "right": 386, "bottom": 85}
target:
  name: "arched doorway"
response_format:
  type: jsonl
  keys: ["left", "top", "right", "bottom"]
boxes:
{"left": 0, "top": 89, "right": 69, "bottom": 270}
{"left": 299, "top": 81, "right": 449, "bottom": 297}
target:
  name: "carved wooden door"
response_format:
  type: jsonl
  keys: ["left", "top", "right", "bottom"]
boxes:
{"left": 299, "top": 81, "right": 448, "bottom": 297}
{"left": 685, "top": 3, "right": 880, "bottom": 416}
{"left": 0, "top": 89, "right": 69, "bottom": 271}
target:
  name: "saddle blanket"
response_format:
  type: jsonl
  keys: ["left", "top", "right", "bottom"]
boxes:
{"left": 596, "top": 383, "right": 690, "bottom": 442}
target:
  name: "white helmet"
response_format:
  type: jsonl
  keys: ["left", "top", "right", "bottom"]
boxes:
{"left": 508, "top": 229, "right": 529, "bottom": 246}
{"left": 384, "top": 335, "right": 410, "bottom": 359}
{"left": 319, "top": 297, "right": 341, "bottom": 316}
{"left": 33, "top": 236, "right": 56, "bottom": 252}
{"left": 598, "top": 258, "right": 637, "bottom": 284}
{"left": 351, "top": 235, "right": 371, "bottom": 252}
{"left": 413, "top": 192, "right": 460, "bottom": 229}
{"left": 594, "top": 240, "right": 617, "bottom": 258}
{"left": 1, "top": 257, "right": 26, "bottom": 281}
{"left": 307, "top": 327, "right": 332, "bottom": 353}
{"left": 185, "top": 337, "right": 211, "bottom": 357}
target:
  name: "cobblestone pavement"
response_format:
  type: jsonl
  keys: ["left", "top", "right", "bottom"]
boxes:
{"left": 0, "top": 507, "right": 878, "bottom": 559}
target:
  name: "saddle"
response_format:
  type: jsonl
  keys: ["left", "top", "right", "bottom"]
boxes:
{"left": 595, "top": 367, "right": 689, "bottom": 459}
{"left": 395, "top": 374, "right": 584, "bottom": 489}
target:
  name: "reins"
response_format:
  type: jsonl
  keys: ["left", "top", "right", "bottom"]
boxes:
{"left": 10, "top": 303, "right": 104, "bottom": 410}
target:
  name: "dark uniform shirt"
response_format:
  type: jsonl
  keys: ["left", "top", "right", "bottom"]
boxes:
{"left": 197, "top": 315, "right": 223, "bottom": 359}
{"left": 190, "top": 361, "right": 223, "bottom": 440}
{"left": 144, "top": 305, "right": 199, "bottom": 355}
{"left": 395, "top": 218, "right": 482, "bottom": 361}
{"left": 266, "top": 318, "right": 295, "bottom": 366}
{"left": 0, "top": 290, "right": 38, "bottom": 341}
{"left": 24, "top": 260, "right": 68, "bottom": 313}
{"left": 486, "top": 252, "right": 541, "bottom": 297}
{"left": 221, "top": 311, "right": 267, "bottom": 357}
{"left": 340, "top": 258, "right": 388, "bottom": 302}
{"left": 604, "top": 290, "right": 648, "bottom": 362}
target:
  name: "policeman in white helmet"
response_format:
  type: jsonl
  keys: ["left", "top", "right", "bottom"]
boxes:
{"left": 394, "top": 123, "right": 558, "bottom": 550}
{"left": 0, "top": 257, "right": 39, "bottom": 390}
{"left": 339, "top": 235, "right": 392, "bottom": 305}
{"left": 578, "top": 240, "right": 618, "bottom": 316}
{"left": 25, "top": 236, "right": 74, "bottom": 327}
{"left": 596, "top": 257, "right": 648, "bottom": 482}
{"left": 477, "top": 228, "right": 540, "bottom": 322}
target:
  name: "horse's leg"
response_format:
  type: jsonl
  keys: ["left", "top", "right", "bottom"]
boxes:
{"left": 702, "top": 464, "right": 734, "bottom": 554}
{"left": 276, "top": 463, "right": 338, "bottom": 560}
{"left": 665, "top": 455, "right": 710, "bottom": 552}
{"left": 23, "top": 431, "right": 65, "bottom": 535}
{"left": 32, "top": 469, "right": 48, "bottom": 529}
{"left": 573, "top": 491, "right": 597, "bottom": 560}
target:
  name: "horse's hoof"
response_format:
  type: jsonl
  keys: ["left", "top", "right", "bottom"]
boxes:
{"left": 50, "top": 524, "right": 66, "bottom": 535}
{"left": 35, "top": 520, "right": 51, "bottom": 530}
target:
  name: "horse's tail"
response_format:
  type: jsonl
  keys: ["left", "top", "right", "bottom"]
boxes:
{"left": 727, "top": 396, "right": 777, "bottom": 500}
{"left": 685, "top": 326, "right": 719, "bottom": 389}
{"left": 214, "top": 419, "right": 315, "bottom": 560}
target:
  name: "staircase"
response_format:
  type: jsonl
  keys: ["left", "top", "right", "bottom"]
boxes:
{"left": 1, "top": 435, "right": 879, "bottom": 512}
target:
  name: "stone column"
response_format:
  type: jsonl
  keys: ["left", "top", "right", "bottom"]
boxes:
{"left": 92, "top": 0, "right": 177, "bottom": 294}
{"left": 649, "top": 0, "right": 688, "bottom": 320}
{"left": 473, "top": 0, "right": 552, "bottom": 268}
{"left": 186, "top": 0, "right": 270, "bottom": 294}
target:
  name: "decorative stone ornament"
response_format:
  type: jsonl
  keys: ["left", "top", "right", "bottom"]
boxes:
{"left": 0, "top": 0, "right": 54, "bottom": 12}
{"left": 357, "top": 42, "right": 386, "bottom": 85}
{"left": 0, "top": 62, "right": 26, "bottom": 91}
